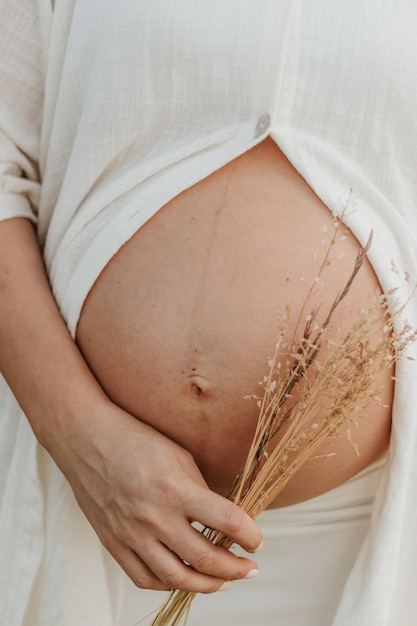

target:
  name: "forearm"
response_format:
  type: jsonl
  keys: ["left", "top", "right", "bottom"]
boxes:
{"left": 0, "top": 217, "right": 105, "bottom": 447}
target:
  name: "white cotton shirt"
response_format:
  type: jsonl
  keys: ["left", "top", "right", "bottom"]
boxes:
{"left": 1, "top": 1, "right": 417, "bottom": 625}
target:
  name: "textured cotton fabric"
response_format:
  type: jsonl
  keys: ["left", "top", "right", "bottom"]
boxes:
{"left": 1, "top": 1, "right": 417, "bottom": 625}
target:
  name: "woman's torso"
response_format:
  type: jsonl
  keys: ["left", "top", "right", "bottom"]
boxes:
{"left": 76, "top": 139, "right": 393, "bottom": 507}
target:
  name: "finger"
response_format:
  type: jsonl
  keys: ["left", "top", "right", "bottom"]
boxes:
{"left": 105, "top": 527, "right": 235, "bottom": 593}
{"left": 187, "top": 491, "right": 263, "bottom": 554}
{"left": 162, "top": 522, "right": 259, "bottom": 582}
{"left": 133, "top": 536, "right": 235, "bottom": 593}
{"left": 103, "top": 536, "right": 173, "bottom": 591}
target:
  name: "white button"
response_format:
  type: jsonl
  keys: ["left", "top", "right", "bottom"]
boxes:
{"left": 255, "top": 113, "right": 271, "bottom": 138}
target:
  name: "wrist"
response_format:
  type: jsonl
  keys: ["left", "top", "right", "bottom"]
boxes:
{"left": 29, "top": 359, "right": 109, "bottom": 452}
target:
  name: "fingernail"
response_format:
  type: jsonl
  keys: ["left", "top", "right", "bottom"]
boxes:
{"left": 253, "top": 540, "right": 263, "bottom": 553}
{"left": 245, "top": 569, "right": 259, "bottom": 580}
{"left": 219, "top": 581, "right": 233, "bottom": 591}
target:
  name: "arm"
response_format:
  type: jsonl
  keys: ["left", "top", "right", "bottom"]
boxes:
{"left": 0, "top": 217, "right": 262, "bottom": 591}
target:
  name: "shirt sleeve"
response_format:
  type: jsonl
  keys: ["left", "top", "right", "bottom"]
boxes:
{"left": 0, "top": 0, "right": 50, "bottom": 224}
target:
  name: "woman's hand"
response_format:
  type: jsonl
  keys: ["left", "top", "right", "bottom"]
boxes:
{"left": 50, "top": 396, "right": 262, "bottom": 592}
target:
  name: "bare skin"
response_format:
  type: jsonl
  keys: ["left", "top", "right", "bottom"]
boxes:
{"left": 77, "top": 138, "right": 393, "bottom": 507}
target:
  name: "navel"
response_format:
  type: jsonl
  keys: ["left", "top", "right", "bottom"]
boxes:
{"left": 191, "top": 383, "right": 204, "bottom": 398}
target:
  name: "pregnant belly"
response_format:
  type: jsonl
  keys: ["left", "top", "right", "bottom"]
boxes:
{"left": 76, "top": 138, "right": 393, "bottom": 507}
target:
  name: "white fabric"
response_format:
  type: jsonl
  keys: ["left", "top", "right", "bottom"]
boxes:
{"left": 1, "top": 1, "right": 417, "bottom": 624}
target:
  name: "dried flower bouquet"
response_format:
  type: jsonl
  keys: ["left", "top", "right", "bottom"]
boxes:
{"left": 148, "top": 217, "right": 416, "bottom": 626}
